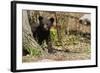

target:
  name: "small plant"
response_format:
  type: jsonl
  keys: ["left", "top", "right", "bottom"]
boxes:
{"left": 23, "top": 42, "right": 42, "bottom": 57}
{"left": 30, "top": 48, "right": 42, "bottom": 57}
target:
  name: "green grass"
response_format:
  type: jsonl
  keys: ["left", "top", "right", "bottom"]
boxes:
{"left": 24, "top": 46, "right": 42, "bottom": 57}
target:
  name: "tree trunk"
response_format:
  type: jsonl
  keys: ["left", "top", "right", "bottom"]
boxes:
{"left": 22, "top": 10, "right": 44, "bottom": 56}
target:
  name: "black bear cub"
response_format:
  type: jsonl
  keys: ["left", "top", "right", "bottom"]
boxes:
{"left": 33, "top": 16, "right": 54, "bottom": 53}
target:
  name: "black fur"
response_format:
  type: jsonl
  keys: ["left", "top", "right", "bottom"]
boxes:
{"left": 33, "top": 16, "right": 54, "bottom": 46}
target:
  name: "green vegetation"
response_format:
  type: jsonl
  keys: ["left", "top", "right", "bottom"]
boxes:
{"left": 24, "top": 47, "right": 42, "bottom": 57}
{"left": 31, "top": 48, "right": 42, "bottom": 57}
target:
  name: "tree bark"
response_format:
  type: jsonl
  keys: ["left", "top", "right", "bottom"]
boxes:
{"left": 22, "top": 10, "right": 44, "bottom": 56}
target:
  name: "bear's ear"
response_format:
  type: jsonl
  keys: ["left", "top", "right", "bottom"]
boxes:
{"left": 49, "top": 17, "right": 54, "bottom": 23}
{"left": 38, "top": 16, "right": 43, "bottom": 21}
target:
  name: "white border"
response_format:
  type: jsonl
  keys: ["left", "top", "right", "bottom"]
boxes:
{"left": 16, "top": 3, "right": 96, "bottom": 70}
